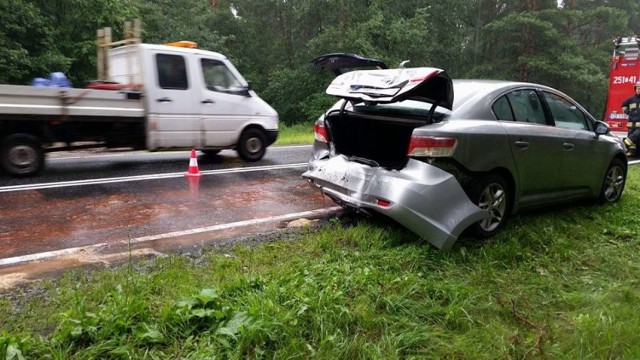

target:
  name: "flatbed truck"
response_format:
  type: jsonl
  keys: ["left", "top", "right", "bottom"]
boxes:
{"left": 0, "top": 21, "right": 278, "bottom": 177}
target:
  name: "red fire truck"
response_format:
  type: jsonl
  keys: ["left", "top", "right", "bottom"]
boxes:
{"left": 603, "top": 36, "right": 640, "bottom": 138}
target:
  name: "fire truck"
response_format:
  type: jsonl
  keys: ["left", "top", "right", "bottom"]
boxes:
{"left": 603, "top": 36, "right": 640, "bottom": 138}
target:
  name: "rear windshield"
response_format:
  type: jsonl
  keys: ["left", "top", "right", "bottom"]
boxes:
{"left": 451, "top": 83, "right": 479, "bottom": 110}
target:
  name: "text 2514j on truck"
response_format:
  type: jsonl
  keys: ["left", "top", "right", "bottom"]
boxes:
{"left": 0, "top": 22, "right": 278, "bottom": 177}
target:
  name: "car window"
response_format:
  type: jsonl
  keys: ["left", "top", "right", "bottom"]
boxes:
{"left": 492, "top": 96, "right": 514, "bottom": 120}
{"left": 542, "top": 91, "right": 589, "bottom": 131}
{"left": 157, "top": 54, "right": 188, "bottom": 90}
{"left": 201, "top": 58, "right": 243, "bottom": 93}
{"left": 505, "top": 90, "right": 547, "bottom": 124}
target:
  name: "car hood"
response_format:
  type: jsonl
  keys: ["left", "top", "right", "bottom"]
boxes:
{"left": 311, "top": 53, "right": 388, "bottom": 76}
{"left": 325, "top": 67, "right": 454, "bottom": 110}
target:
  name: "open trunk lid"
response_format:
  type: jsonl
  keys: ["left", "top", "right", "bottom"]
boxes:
{"left": 326, "top": 67, "right": 453, "bottom": 110}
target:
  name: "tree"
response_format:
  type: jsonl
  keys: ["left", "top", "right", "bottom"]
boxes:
{"left": 31, "top": 0, "right": 138, "bottom": 85}
{"left": 2, "top": 0, "right": 637, "bottom": 122}
{"left": 0, "top": 0, "right": 67, "bottom": 84}
{"left": 462, "top": 0, "right": 630, "bottom": 115}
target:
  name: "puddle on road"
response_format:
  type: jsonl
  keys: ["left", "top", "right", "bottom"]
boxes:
{"left": 1, "top": 172, "right": 333, "bottom": 263}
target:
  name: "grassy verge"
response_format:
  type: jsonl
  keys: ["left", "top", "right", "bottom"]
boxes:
{"left": 1, "top": 167, "right": 639, "bottom": 359}
{"left": 274, "top": 122, "right": 314, "bottom": 146}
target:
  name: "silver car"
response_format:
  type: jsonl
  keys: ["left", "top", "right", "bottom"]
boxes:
{"left": 302, "top": 54, "right": 628, "bottom": 250}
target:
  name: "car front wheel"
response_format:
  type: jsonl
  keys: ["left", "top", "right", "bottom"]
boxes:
{"left": 599, "top": 158, "right": 626, "bottom": 204}
{"left": 466, "top": 174, "right": 511, "bottom": 238}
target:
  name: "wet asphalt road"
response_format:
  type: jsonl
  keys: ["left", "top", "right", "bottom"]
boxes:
{"left": 0, "top": 145, "right": 312, "bottom": 186}
{"left": 0, "top": 145, "right": 335, "bottom": 263}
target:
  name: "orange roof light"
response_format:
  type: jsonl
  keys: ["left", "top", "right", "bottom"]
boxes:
{"left": 165, "top": 41, "right": 197, "bottom": 48}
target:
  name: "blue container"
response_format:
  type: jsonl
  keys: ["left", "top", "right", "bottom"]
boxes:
{"left": 48, "top": 72, "right": 71, "bottom": 87}
{"left": 31, "top": 77, "right": 51, "bottom": 87}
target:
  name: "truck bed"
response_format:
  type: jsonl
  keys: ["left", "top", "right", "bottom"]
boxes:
{"left": 0, "top": 84, "right": 144, "bottom": 119}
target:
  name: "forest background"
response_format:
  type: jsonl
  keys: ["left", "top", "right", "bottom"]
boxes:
{"left": 1, "top": 0, "right": 639, "bottom": 126}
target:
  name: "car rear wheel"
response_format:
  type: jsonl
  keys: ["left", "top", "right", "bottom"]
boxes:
{"left": 237, "top": 128, "right": 266, "bottom": 162}
{"left": 0, "top": 134, "right": 45, "bottom": 177}
{"left": 466, "top": 174, "right": 510, "bottom": 238}
{"left": 599, "top": 158, "right": 626, "bottom": 204}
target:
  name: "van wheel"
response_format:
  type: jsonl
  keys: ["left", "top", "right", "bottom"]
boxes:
{"left": 465, "top": 174, "right": 511, "bottom": 238}
{"left": 0, "top": 134, "right": 45, "bottom": 177}
{"left": 599, "top": 158, "right": 626, "bottom": 204}
{"left": 237, "top": 128, "right": 266, "bottom": 162}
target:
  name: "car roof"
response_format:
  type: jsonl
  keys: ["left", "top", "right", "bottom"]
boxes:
{"left": 452, "top": 79, "right": 527, "bottom": 106}
{"left": 449, "top": 79, "right": 565, "bottom": 119}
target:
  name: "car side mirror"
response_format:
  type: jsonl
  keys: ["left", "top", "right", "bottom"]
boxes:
{"left": 594, "top": 120, "right": 609, "bottom": 138}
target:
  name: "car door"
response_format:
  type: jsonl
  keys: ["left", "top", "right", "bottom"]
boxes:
{"left": 145, "top": 50, "right": 200, "bottom": 149}
{"left": 540, "top": 91, "right": 607, "bottom": 195}
{"left": 494, "top": 89, "right": 565, "bottom": 205}
{"left": 198, "top": 57, "right": 256, "bottom": 147}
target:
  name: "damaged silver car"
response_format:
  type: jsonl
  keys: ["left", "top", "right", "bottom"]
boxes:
{"left": 303, "top": 53, "right": 628, "bottom": 250}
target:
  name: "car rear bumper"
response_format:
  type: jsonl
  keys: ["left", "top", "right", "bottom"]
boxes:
{"left": 302, "top": 155, "right": 488, "bottom": 250}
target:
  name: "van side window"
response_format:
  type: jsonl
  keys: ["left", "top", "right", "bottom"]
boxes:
{"left": 542, "top": 91, "right": 590, "bottom": 131}
{"left": 201, "top": 59, "right": 243, "bottom": 93}
{"left": 156, "top": 54, "right": 188, "bottom": 90}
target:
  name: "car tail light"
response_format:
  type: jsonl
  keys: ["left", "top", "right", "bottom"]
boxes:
{"left": 314, "top": 123, "right": 329, "bottom": 143}
{"left": 407, "top": 136, "right": 457, "bottom": 157}
{"left": 377, "top": 199, "right": 391, "bottom": 207}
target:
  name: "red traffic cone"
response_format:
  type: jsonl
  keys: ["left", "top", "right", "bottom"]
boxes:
{"left": 185, "top": 148, "right": 202, "bottom": 177}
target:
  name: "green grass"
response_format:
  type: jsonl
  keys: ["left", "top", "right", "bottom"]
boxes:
{"left": 274, "top": 122, "right": 314, "bottom": 146}
{"left": 1, "top": 167, "right": 639, "bottom": 359}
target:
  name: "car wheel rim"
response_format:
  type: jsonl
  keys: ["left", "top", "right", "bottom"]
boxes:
{"left": 8, "top": 145, "right": 36, "bottom": 168}
{"left": 478, "top": 183, "right": 507, "bottom": 232}
{"left": 245, "top": 137, "right": 262, "bottom": 154}
{"left": 604, "top": 165, "right": 624, "bottom": 202}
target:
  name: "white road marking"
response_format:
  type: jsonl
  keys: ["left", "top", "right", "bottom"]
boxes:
{"left": 5, "top": 158, "right": 637, "bottom": 193}
{"left": 0, "top": 207, "right": 341, "bottom": 267}
{"left": 45, "top": 144, "right": 312, "bottom": 161}
{"left": 0, "top": 163, "right": 308, "bottom": 192}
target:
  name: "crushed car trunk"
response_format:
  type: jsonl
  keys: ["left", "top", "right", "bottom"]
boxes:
{"left": 303, "top": 58, "right": 489, "bottom": 250}
{"left": 320, "top": 64, "right": 453, "bottom": 169}
{"left": 324, "top": 110, "right": 425, "bottom": 170}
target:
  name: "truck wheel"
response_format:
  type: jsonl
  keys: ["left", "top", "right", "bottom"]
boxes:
{"left": 237, "top": 128, "right": 266, "bottom": 162}
{"left": 0, "top": 134, "right": 45, "bottom": 177}
{"left": 465, "top": 174, "right": 511, "bottom": 238}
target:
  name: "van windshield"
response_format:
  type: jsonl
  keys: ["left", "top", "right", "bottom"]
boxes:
{"left": 201, "top": 58, "right": 243, "bottom": 92}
